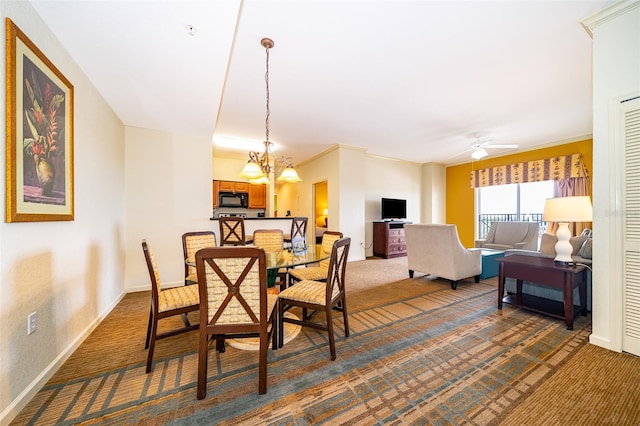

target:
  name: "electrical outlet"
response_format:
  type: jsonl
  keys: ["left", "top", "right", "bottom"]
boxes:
{"left": 28, "top": 312, "right": 37, "bottom": 335}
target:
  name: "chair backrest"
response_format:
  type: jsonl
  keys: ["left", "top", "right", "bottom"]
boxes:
{"left": 182, "top": 231, "right": 217, "bottom": 281}
{"left": 219, "top": 217, "right": 246, "bottom": 246}
{"left": 253, "top": 229, "right": 284, "bottom": 252}
{"left": 290, "top": 217, "right": 308, "bottom": 245}
{"left": 141, "top": 239, "right": 162, "bottom": 310}
{"left": 320, "top": 231, "right": 343, "bottom": 268}
{"left": 325, "top": 237, "right": 351, "bottom": 302}
{"left": 195, "top": 246, "right": 267, "bottom": 332}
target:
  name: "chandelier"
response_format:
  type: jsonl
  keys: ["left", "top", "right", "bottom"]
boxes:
{"left": 238, "top": 38, "right": 301, "bottom": 184}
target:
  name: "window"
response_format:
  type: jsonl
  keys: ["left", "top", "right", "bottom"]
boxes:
{"left": 477, "top": 180, "right": 554, "bottom": 239}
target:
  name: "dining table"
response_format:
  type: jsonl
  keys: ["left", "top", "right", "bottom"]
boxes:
{"left": 185, "top": 243, "right": 331, "bottom": 288}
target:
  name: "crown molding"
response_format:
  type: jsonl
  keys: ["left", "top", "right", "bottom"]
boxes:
{"left": 581, "top": 0, "right": 640, "bottom": 38}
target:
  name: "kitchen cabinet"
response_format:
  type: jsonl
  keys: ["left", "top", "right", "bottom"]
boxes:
{"left": 213, "top": 180, "right": 265, "bottom": 209}
{"left": 248, "top": 184, "right": 267, "bottom": 209}
{"left": 212, "top": 180, "right": 220, "bottom": 208}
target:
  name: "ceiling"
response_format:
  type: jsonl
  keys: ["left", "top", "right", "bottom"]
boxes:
{"left": 29, "top": 0, "right": 610, "bottom": 166}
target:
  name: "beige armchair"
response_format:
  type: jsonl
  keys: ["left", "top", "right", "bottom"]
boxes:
{"left": 404, "top": 224, "right": 481, "bottom": 290}
{"left": 475, "top": 221, "right": 539, "bottom": 251}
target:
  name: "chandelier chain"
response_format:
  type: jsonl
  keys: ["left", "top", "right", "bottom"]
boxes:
{"left": 265, "top": 43, "right": 270, "bottom": 143}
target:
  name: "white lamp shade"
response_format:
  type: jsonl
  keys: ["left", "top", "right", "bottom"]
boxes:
{"left": 238, "top": 160, "right": 265, "bottom": 180}
{"left": 276, "top": 166, "right": 302, "bottom": 183}
{"left": 542, "top": 196, "right": 593, "bottom": 223}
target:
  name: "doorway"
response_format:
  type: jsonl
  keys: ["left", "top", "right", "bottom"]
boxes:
{"left": 313, "top": 181, "right": 328, "bottom": 244}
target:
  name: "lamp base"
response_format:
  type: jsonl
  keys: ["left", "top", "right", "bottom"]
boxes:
{"left": 553, "top": 222, "right": 573, "bottom": 263}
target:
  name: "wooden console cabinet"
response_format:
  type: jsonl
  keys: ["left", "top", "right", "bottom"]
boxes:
{"left": 373, "top": 221, "right": 410, "bottom": 258}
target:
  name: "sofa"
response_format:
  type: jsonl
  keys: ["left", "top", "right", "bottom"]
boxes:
{"left": 404, "top": 224, "right": 481, "bottom": 290}
{"left": 475, "top": 221, "right": 540, "bottom": 251}
{"left": 503, "top": 232, "right": 593, "bottom": 310}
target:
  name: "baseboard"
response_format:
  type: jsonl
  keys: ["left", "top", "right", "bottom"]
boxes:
{"left": 0, "top": 290, "right": 127, "bottom": 426}
{"left": 589, "top": 334, "right": 618, "bottom": 351}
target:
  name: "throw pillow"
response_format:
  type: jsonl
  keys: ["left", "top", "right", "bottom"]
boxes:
{"left": 570, "top": 235, "right": 588, "bottom": 255}
{"left": 578, "top": 238, "right": 593, "bottom": 259}
{"left": 539, "top": 233, "right": 588, "bottom": 256}
{"left": 539, "top": 233, "right": 556, "bottom": 255}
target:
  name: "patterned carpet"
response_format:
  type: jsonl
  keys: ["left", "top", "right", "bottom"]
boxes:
{"left": 11, "top": 257, "right": 599, "bottom": 425}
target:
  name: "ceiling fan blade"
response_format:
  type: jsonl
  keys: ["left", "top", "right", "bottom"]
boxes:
{"left": 486, "top": 144, "right": 519, "bottom": 149}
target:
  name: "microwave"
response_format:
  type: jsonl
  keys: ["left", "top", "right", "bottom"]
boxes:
{"left": 219, "top": 192, "right": 248, "bottom": 208}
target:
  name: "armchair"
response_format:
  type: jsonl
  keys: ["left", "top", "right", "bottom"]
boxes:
{"left": 404, "top": 224, "right": 481, "bottom": 290}
{"left": 475, "top": 221, "right": 539, "bottom": 251}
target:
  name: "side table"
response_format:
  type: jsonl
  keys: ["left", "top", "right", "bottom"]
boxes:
{"left": 496, "top": 254, "right": 587, "bottom": 330}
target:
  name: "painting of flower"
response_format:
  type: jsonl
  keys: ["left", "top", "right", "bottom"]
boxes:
{"left": 22, "top": 55, "right": 67, "bottom": 202}
{"left": 6, "top": 18, "right": 74, "bottom": 222}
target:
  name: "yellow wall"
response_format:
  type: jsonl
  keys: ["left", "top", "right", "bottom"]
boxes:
{"left": 446, "top": 139, "right": 593, "bottom": 247}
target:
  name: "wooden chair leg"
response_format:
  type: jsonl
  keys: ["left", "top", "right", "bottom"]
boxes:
{"left": 326, "top": 305, "right": 336, "bottom": 361}
{"left": 197, "top": 331, "right": 208, "bottom": 400}
{"left": 145, "top": 308, "right": 153, "bottom": 349}
{"left": 278, "top": 303, "right": 285, "bottom": 348}
{"left": 146, "top": 314, "right": 158, "bottom": 373}
{"left": 259, "top": 331, "right": 268, "bottom": 395}
{"left": 341, "top": 296, "right": 350, "bottom": 337}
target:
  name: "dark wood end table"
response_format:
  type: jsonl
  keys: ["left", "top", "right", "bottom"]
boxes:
{"left": 496, "top": 255, "right": 587, "bottom": 330}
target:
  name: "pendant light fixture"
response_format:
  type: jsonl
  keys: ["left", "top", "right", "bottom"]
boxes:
{"left": 238, "top": 38, "right": 302, "bottom": 184}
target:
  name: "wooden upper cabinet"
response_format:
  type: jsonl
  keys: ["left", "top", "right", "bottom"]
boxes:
{"left": 234, "top": 182, "right": 250, "bottom": 192}
{"left": 212, "top": 180, "right": 220, "bottom": 208}
{"left": 218, "top": 181, "right": 234, "bottom": 191}
{"left": 218, "top": 180, "right": 249, "bottom": 193}
{"left": 248, "top": 184, "right": 266, "bottom": 209}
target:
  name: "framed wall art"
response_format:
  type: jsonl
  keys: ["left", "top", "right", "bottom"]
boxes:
{"left": 5, "top": 18, "right": 74, "bottom": 222}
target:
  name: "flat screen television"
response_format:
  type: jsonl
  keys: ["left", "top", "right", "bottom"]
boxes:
{"left": 381, "top": 198, "right": 407, "bottom": 220}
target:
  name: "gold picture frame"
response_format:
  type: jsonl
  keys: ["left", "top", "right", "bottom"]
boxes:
{"left": 6, "top": 18, "right": 74, "bottom": 222}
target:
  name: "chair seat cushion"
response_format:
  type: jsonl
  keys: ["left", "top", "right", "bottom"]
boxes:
{"left": 278, "top": 279, "right": 326, "bottom": 305}
{"left": 289, "top": 266, "right": 328, "bottom": 282}
{"left": 159, "top": 284, "right": 199, "bottom": 312}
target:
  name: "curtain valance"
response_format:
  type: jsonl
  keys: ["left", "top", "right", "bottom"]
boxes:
{"left": 469, "top": 153, "right": 588, "bottom": 188}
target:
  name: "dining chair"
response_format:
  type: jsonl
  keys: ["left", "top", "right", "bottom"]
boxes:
{"left": 288, "top": 231, "right": 343, "bottom": 285}
{"left": 284, "top": 217, "right": 308, "bottom": 247}
{"left": 253, "top": 229, "right": 286, "bottom": 287}
{"left": 195, "top": 246, "right": 279, "bottom": 399}
{"left": 278, "top": 237, "right": 351, "bottom": 360}
{"left": 182, "top": 231, "right": 217, "bottom": 285}
{"left": 219, "top": 217, "right": 246, "bottom": 246}
{"left": 141, "top": 239, "right": 199, "bottom": 373}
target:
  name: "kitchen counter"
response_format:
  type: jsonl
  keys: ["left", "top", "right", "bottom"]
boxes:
{"left": 210, "top": 217, "right": 294, "bottom": 238}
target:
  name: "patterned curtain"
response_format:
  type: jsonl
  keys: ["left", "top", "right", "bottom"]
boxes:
{"left": 469, "top": 153, "right": 591, "bottom": 236}
{"left": 469, "top": 153, "right": 588, "bottom": 188}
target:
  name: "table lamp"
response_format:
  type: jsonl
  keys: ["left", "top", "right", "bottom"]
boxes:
{"left": 542, "top": 196, "right": 593, "bottom": 264}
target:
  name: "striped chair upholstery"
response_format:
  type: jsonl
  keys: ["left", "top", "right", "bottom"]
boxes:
{"left": 195, "top": 246, "right": 278, "bottom": 399}
{"left": 142, "top": 240, "right": 199, "bottom": 374}
{"left": 278, "top": 237, "right": 351, "bottom": 360}
{"left": 182, "top": 231, "right": 217, "bottom": 285}
{"left": 253, "top": 229, "right": 287, "bottom": 286}
{"left": 288, "top": 231, "right": 343, "bottom": 284}
{"left": 252, "top": 229, "right": 284, "bottom": 252}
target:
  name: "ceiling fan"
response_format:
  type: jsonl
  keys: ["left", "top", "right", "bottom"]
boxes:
{"left": 468, "top": 138, "right": 519, "bottom": 160}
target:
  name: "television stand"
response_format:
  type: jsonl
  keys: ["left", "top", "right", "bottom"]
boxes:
{"left": 373, "top": 221, "right": 411, "bottom": 258}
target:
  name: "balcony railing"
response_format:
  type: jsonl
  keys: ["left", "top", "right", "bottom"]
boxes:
{"left": 478, "top": 213, "right": 548, "bottom": 239}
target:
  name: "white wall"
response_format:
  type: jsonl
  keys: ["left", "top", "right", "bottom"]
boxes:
{"left": 364, "top": 155, "right": 422, "bottom": 257}
{"left": 124, "top": 127, "right": 213, "bottom": 291}
{"left": 0, "top": 1, "right": 126, "bottom": 422}
{"left": 583, "top": 1, "right": 640, "bottom": 351}
{"left": 421, "top": 163, "right": 446, "bottom": 224}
